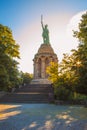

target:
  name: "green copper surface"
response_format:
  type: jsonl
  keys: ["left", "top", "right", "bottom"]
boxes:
{"left": 41, "top": 15, "right": 50, "bottom": 44}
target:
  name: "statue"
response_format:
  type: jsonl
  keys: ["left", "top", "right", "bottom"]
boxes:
{"left": 41, "top": 15, "right": 50, "bottom": 44}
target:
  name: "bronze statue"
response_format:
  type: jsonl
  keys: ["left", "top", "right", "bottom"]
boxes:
{"left": 41, "top": 15, "right": 50, "bottom": 44}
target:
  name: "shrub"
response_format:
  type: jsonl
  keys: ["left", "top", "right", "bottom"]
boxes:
{"left": 54, "top": 86, "right": 73, "bottom": 101}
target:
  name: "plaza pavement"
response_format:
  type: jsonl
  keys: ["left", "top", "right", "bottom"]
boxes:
{"left": 0, "top": 104, "right": 87, "bottom": 130}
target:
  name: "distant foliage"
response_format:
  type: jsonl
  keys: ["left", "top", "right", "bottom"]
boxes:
{"left": 22, "top": 72, "right": 33, "bottom": 85}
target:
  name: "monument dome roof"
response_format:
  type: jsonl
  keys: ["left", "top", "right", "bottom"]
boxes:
{"left": 37, "top": 44, "right": 54, "bottom": 54}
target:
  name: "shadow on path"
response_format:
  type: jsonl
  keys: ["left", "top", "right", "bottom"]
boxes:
{"left": 0, "top": 104, "right": 87, "bottom": 130}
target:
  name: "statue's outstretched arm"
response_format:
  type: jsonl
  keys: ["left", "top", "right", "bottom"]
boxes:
{"left": 41, "top": 15, "right": 44, "bottom": 29}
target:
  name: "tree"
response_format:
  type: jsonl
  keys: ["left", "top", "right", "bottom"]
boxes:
{"left": 0, "top": 24, "right": 20, "bottom": 91}
{"left": 46, "top": 62, "right": 58, "bottom": 83}
{"left": 0, "top": 24, "right": 20, "bottom": 58}
{"left": 22, "top": 72, "right": 33, "bottom": 85}
{"left": 54, "top": 53, "right": 78, "bottom": 100}
{"left": 0, "top": 65, "right": 10, "bottom": 91}
{"left": 73, "top": 12, "right": 87, "bottom": 95}
{"left": 58, "top": 53, "right": 78, "bottom": 91}
{"left": 46, "top": 54, "right": 82, "bottom": 100}
{"left": 46, "top": 12, "right": 87, "bottom": 99}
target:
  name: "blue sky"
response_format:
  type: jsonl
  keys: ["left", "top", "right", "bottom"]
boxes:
{"left": 0, "top": 0, "right": 87, "bottom": 31}
{"left": 0, "top": 0, "right": 87, "bottom": 73}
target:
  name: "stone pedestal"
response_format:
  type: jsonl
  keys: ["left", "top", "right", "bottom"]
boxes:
{"left": 31, "top": 43, "right": 58, "bottom": 84}
{"left": 31, "top": 78, "right": 51, "bottom": 84}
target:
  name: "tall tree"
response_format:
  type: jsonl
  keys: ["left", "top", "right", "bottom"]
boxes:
{"left": 73, "top": 12, "right": 87, "bottom": 95}
{"left": 0, "top": 24, "right": 20, "bottom": 58}
{"left": 0, "top": 24, "right": 20, "bottom": 91}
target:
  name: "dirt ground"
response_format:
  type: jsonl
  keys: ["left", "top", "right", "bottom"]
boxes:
{"left": 0, "top": 104, "right": 87, "bottom": 130}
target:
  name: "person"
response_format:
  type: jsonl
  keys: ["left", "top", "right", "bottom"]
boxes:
{"left": 41, "top": 15, "right": 50, "bottom": 44}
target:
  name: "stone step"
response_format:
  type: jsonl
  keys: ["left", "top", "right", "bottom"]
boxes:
{"left": 15, "top": 84, "right": 53, "bottom": 93}
{"left": 17, "top": 88, "right": 52, "bottom": 93}
{"left": 0, "top": 84, "right": 54, "bottom": 103}
{"left": 23, "top": 84, "right": 52, "bottom": 89}
{"left": 0, "top": 93, "right": 49, "bottom": 103}
{"left": 30, "top": 79, "right": 51, "bottom": 84}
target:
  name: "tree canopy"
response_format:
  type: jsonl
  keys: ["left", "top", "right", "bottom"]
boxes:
{"left": 0, "top": 24, "right": 21, "bottom": 91}
{"left": 73, "top": 12, "right": 87, "bottom": 94}
{"left": 46, "top": 12, "right": 87, "bottom": 100}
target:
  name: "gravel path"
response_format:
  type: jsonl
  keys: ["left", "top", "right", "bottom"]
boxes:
{"left": 0, "top": 104, "right": 87, "bottom": 130}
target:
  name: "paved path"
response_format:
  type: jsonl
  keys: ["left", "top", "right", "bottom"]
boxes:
{"left": 0, "top": 104, "right": 87, "bottom": 130}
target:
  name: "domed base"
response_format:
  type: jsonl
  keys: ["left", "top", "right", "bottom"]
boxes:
{"left": 30, "top": 78, "right": 52, "bottom": 84}
{"left": 37, "top": 43, "right": 54, "bottom": 54}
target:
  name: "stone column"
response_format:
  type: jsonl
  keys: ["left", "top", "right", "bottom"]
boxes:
{"left": 41, "top": 57, "right": 45, "bottom": 78}
{"left": 34, "top": 59, "right": 38, "bottom": 79}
